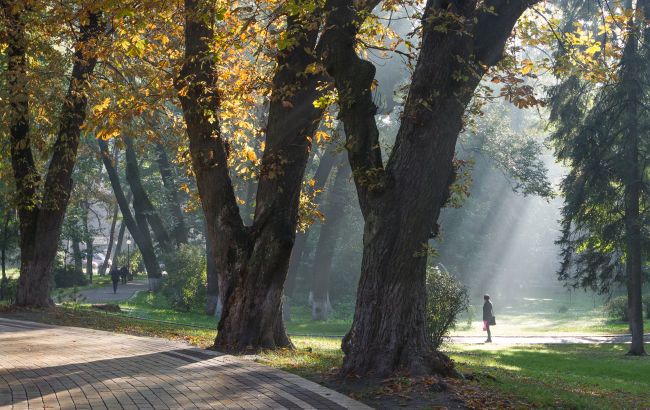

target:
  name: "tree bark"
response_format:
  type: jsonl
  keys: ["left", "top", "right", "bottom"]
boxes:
{"left": 99, "top": 202, "right": 119, "bottom": 276}
{"left": 285, "top": 147, "right": 338, "bottom": 321}
{"left": 81, "top": 201, "right": 93, "bottom": 282}
{"left": 621, "top": 0, "right": 646, "bottom": 356}
{"left": 111, "top": 219, "right": 126, "bottom": 268}
{"left": 178, "top": 0, "right": 325, "bottom": 351}
{"left": 71, "top": 237, "right": 83, "bottom": 273}
{"left": 320, "top": 0, "right": 536, "bottom": 376}
{"left": 1, "top": 210, "right": 11, "bottom": 300}
{"left": 155, "top": 141, "right": 189, "bottom": 245}
{"left": 5, "top": 6, "right": 105, "bottom": 307}
{"left": 98, "top": 138, "right": 162, "bottom": 282}
{"left": 311, "top": 159, "right": 350, "bottom": 321}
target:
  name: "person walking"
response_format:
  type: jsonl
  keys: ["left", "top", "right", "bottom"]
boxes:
{"left": 483, "top": 294, "right": 494, "bottom": 343}
{"left": 110, "top": 268, "right": 120, "bottom": 294}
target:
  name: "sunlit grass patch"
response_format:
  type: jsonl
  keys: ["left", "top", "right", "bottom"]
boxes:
{"left": 446, "top": 343, "right": 650, "bottom": 409}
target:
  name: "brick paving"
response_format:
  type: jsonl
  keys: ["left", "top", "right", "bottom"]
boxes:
{"left": 0, "top": 318, "right": 370, "bottom": 409}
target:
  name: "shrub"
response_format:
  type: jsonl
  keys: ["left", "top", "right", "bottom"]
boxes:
{"left": 160, "top": 245, "right": 206, "bottom": 311}
{"left": 558, "top": 305, "right": 569, "bottom": 314}
{"left": 0, "top": 278, "right": 18, "bottom": 303}
{"left": 52, "top": 266, "right": 87, "bottom": 288}
{"left": 116, "top": 248, "right": 143, "bottom": 274}
{"left": 425, "top": 265, "right": 469, "bottom": 349}
{"left": 605, "top": 296, "right": 629, "bottom": 322}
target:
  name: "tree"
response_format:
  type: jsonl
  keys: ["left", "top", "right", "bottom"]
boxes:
{"left": 310, "top": 157, "right": 351, "bottom": 321}
{"left": 551, "top": 0, "right": 648, "bottom": 356}
{"left": 318, "top": 0, "right": 538, "bottom": 376}
{"left": 98, "top": 137, "right": 163, "bottom": 287}
{"left": 2, "top": 2, "right": 106, "bottom": 307}
{"left": 178, "top": 0, "right": 329, "bottom": 351}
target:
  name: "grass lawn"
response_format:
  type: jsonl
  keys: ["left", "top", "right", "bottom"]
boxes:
{"left": 446, "top": 343, "right": 650, "bottom": 409}
{"left": 97, "top": 290, "right": 649, "bottom": 338}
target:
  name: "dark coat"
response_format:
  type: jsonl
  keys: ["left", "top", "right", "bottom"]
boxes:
{"left": 109, "top": 269, "right": 120, "bottom": 282}
{"left": 483, "top": 301, "right": 493, "bottom": 321}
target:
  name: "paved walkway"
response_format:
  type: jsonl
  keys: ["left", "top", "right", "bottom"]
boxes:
{"left": 0, "top": 318, "right": 368, "bottom": 410}
{"left": 450, "top": 334, "right": 650, "bottom": 344}
{"left": 78, "top": 280, "right": 148, "bottom": 303}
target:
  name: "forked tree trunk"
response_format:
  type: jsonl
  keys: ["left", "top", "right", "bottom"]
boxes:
{"left": 99, "top": 138, "right": 162, "bottom": 282}
{"left": 179, "top": 0, "right": 325, "bottom": 351}
{"left": 311, "top": 159, "right": 350, "bottom": 321}
{"left": 320, "top": 0, "right": 535, "bottom": 376}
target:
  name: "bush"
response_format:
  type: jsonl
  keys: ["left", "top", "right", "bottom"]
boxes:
{"left": 425, "top": 266, "right": 469, "bottom": 349}
{"left": 605, "top": 296, "right": 629, "bottom": 322}
{"left": 116, "top": 248, "right": 143, "bottom": 274}
{"left": 52, "top": 266, "right": 87, "bottom": 289}
{"left": 558, "top": 305, "right": 569, "bottom": 314}
{"left": 0, "top": 278, "right": 18, "bottom": 303}
{"left": 160, "top": 245, "right": 206, "bottom": 311}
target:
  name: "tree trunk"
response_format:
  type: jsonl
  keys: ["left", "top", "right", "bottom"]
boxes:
{"left": 1, "top": 210, "right": 10, "bottom": 300}
{"left": 285, "top": 147, "right": 338, "bottom": 321}
{"left": 205, "top": 230, "right": 221, "bottom": 316}
{"left": 100, "top": 203, "right": 119, "bottom": 276}
{"left": 311, "top": 159, "right": 350, "bottom": 321}
{"left": 621, "top": 1, "right": 646, "bottom": 355}
{"left": 71, "top": 238, "right": 83, "bottom": 273}
{"left": 98, "top": 138, "right": 162, "bottom": 283}
{"left": 6, "top": 6, "right": 104, "bottom": 307}
{"left": 111, "top": 221, "right": 126, "bottom": 268}
{"left": 155, "top": 141, "right": 189, "bottom": 245}
{"left": 320, "top": 0, "right": 535, "bottom": 376}
{"left": 124, "top": 136, "right": 172, "bottom": 251}
{"left": 81, "top": 201, "right": 93, "bottom": 282}
{"left": 179, "top": 0, "right": 325, "bottom": 351}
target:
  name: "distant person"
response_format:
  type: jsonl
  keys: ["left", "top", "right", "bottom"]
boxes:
{"left": 483, "top": 294, "right": 494, "bottom": 343}
{"left": 109, "top": 268, "right": 120, "bottom": 294}
{"left": 119, "top": 266, "right": 128, "bottom": 284}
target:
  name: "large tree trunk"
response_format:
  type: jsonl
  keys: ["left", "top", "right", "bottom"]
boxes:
{"left": 98, "top": 138, "right": 162, "bottom": 285}
{"left": 311, "top": 159, "right": 350, "bottom": 321}
{"left": 155, "top": 142, "right": 189, "bottom": 245}
{"left": 6, "top": 6, "right": 104, "bottom": 307}
{"left": 179, "top": 0, "right": 325, "bottom": 351}
{"left": 124, "top": 136, "right": 172, "bottom": 252}
{"left": 320, "top": 0, "right": 535, "bottom": 376}
{"left": 621, "top": 1, "right": 646, "bottom": 355}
